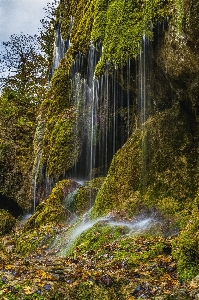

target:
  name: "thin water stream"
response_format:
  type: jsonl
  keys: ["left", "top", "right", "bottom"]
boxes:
{"left": 51, "top": 211, "right": 158, "bottom": 257}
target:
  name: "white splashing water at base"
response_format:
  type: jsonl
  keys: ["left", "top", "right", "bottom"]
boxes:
{"left": 51, "top": 214, "right": 158, "bottom": 257}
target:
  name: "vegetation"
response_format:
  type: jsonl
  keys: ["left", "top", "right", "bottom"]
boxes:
{"left": 0, "top": 89, "right": 37, "bottom": 209}
{"left": 15, "top": 179, "right": 79, "bottom": 256}
{"left": 0, "top": 210, "right": 15, "bottom": 235}
{"left": 1, "top": 0, "right": 199, "bottom": 298}
{"left": 0, "top": 34, "right": 47, "bottom": 97}
{"left": 72, "top": 177, "right": 105, "bottom": 215}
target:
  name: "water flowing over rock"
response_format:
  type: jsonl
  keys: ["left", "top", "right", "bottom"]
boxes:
{"left": 2, "top": 2, "right": 199, "bottom": 295}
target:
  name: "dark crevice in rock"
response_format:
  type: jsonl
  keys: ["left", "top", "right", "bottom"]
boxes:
{"left": 0, "top": 193, "right": 23, "bottom": 218}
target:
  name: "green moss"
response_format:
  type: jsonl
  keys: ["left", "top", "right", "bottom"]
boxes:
{"left": 70, "top": 221, "right": 130, "bottom": 256}
{"left": 46, "top": 113, "right": 81, "bottom": 177}
{"left": 93, "top": 102, "right": 197, "bottom": 225}
{"left": 92, "top": 130, "right": 142, "bottom": 217}
{"left": 60, "top": 0, "right": 170, "bottom": 76}
{"left": 141, "top": 105, "right": 196, "bottom": 203}
{"left": 172, "top": 194, "right": 199, "bottom": 280}
{"left": 0, "top": 209, "right": 16, "bottom": 235}
{"left": 26, "top": 179, "right": 77, "bottom": 229}
{"left": 72, "top": 177, "right": 105, "bottom": 215}
{"left": 15, "top": 223, "right": 57, "bottom": 257}
{"left": 92, "top": 0, "right": 163, "bottom": 74}
{"left": 58, "top": 0, "right": 196, "bottom": 78}
{"left": 15, "top": 179, "right": 79, "bottom": 256}
{"left": 40, "top": 65, "right": 82, "bottom": 179}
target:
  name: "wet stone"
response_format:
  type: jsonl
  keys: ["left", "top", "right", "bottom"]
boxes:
{"left": 100, "top": 275, "right": 112, "bottom": 286}
{"left": 51, "top": 274, "right": 60, "bottom": 281}
{"left": 2, "top": 276, "right": 7, "bottom": 283}
{"left": 44, "top": 283, "right": 51, "bottom": 290}
{"left": 51, "top": 268, "right": 65, "bottom": 274}
{"left": 37, "top": 289, "right": 41, "bottom": 295}
{"left": 132, "top": 284, "right": 142, "bottom": 296}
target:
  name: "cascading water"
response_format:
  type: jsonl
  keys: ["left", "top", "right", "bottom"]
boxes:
{"left": 68, "top": 44, "right": 133, "bottom": 182}
{"left": 51, "top": 212, "right": 159, "bottom": 257}
{"left": 37, "top": 18, "right": 158, "bottom": 259}
{"left": 137, "top": 35, "right": 153, "bottom": 192}
{"left": 51, "top": 19, "right": 72, "bottom": 78}
{"left": 138, "top": 35, "right": 153, "bottom": 126}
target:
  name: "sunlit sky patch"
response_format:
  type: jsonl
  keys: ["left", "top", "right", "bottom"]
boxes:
{"left": 0, "top": 0, "right": 50, "bottom": 43}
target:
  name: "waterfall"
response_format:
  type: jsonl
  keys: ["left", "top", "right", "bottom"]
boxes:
{"left": 51, "top": 21, "right": 71, "bottom": 77}
{"left": 137, "top": 35, "right": 153, "bottom": 192}
{"left": 51, "top": 213, "right": 158, "bottom": 257}
{"left": 138, "top": 35, "right": 147, "bottom": 126}
{"left": 32, "top": 152, "right": 42, "bottom": 212}
{"left": 138, "top": 34, "right": 153, "bottom": 126}
{"left": 68, "top": 44, "right": 133, "bottom": 182}
{"left": 33, "top": 28, "right": 133, "bottom": 210}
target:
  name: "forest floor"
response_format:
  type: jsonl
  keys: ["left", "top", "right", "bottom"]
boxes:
{"left": 0, "top": 221, "right": 198, "bottom": 299}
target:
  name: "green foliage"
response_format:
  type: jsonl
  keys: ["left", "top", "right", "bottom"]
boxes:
{"left": 0, "top": 34, "right": 47, "bottom": 98}
{"left": 0, "top": 90, "right": 37, "bottom": 209}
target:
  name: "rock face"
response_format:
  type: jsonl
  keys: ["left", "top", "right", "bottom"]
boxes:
{"left": 92, "top": 0, "right": 199, "bottom": 215}
{"left": 1, "top": 0, "right": 199, "bottom": 280}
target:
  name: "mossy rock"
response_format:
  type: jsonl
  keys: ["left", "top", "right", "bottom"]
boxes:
{"left": 25, "top": 179, "right": 80, "bottom": 230}
{"left": 93, "top": 102, "right": 197, "bottom": 222}
{"left": 15, "top": 179, "right": 79, "bottom": 256}
{"left": 68, "top": 177, "right": 105, "bottom": 216}
{"left": 0, "top": 209, "right": 16, "bottom": 235}
{"left": 141, "top": 104, "right": 197, "bottom": 203}
{"left": 15, "top": 223, "right": 58, "bottom": 256}
{"left": 39, "top": 64, "right": 82, "bottom": 180}
{"left": 70, "top": 220, "right": 130, "bottom": 256}
{"left": 172, "top": 196, "right": 199, "bottom": 280}
{"left": 92, "top": 130, "right": 142, "bottom": 217}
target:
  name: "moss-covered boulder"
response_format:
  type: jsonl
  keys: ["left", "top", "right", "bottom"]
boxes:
{"left": 0, "top": 209, "right": 16, "bottom": 235}
{"left": 15, "top": 179, "right": 79, "bottom": 256}
{"left": 92, "top": 130, "right": 142, "bottom": 217}
{"left": 26, "top": 179, "right": 80, "bottom": 230}
{"left": 93, "top": 102, "right": 197, "bottom": 224}
{"left": 172, "top": 195, "right": 199, "bottom": 280}
{"left": 68, "top": 177, "right": 105, "bottom": 216}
